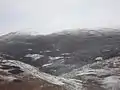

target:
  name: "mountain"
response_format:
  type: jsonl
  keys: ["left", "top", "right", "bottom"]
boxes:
{"left": 1, "top": 54, "right": 120, "bottom": 90}
{"left": 1, "top": 28, "right": 120, "bottom": 76}
{"left": 1, "top": 28, "right": 120, "bottom": 90}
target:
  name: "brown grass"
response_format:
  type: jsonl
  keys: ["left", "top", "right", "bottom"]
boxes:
{"left": 0, "top": 78, "right": 65, "bottom": 90}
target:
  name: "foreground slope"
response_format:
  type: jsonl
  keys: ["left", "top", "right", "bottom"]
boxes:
{"left": 0, "top": 58, "right": 86, "bottom": 90}
{"left": 0, "top": 58, "right": 66, "bottom": 90}
{"left": 1, "top": 56, "right": 120, "bottom": 90}
{"left": 62, "top": 57, "right": 120, "bottom": 90}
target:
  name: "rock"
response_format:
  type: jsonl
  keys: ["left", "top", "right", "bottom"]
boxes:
{"left": 8, "top": 69, "right": 24, "bottom": 74}
{"left": 12, "top": 79, "right": 22, "bottom": 83}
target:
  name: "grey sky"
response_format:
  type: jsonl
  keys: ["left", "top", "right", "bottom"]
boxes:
{"left": 0, "top": 0, "right": 120, "bottom": 35}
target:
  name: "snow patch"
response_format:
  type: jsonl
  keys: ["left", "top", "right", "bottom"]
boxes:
{"left": 25, "top": 54, "right": 44, "bottom": 60}
{"left": 42, "top": 63, "right": 53, "bottom": 67}
{"left": 102, "top": 76, "right": 120, "bottom": 90}
{"left": 49, "top": 56, "right": 63, "bottom": 60}
{"left": 45, "top": 50, "right": 52, "bottom": 53}
{"left": 95, "top": 57, "right": 103, "bottom": 61}
{"left": 28, "top": 48, "right": 32, "bottom": 51}
{"left": 61, "top": 53, "right": 70, "bottom": 56}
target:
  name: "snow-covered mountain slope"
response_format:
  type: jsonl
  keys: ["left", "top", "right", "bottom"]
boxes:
{"left": 62, "top": 57, "right": 120, "bottom": 90}
{"left": 0, "top": 58, "right": 67, "bottom": 90}
{"left": 1, "top": 29, "right": 120, "bottom": 77}
{"left": 1, "top": 55, "right": 120, "bottom": 90}
{"left": 1, "top": 28, "right": 120, "bottom": 76}
{"left": 0, "top": 58, "right": 85, "bottom": 90}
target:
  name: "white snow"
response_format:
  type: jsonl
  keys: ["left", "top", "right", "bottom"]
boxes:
{"left": 61, "top": 53, "right": 70, "bottom": 56}
{"left": 95, "top": 57, "right": 103, "bottom": 61}
{"left": 49, "top": 56, "right": 62, "bottom": 60}
{"left": 56, "top": 49, "right": 60, "bottom": 51}
{"left": 42, "top": 63, "right": 53, "bottom": 67}
{"left": 45, "top": 50, "right": 52, "bottom": 52}
{"left": 77, "top": 72, "right": 96, "bottom": 76}
{"left": 102, "top": 76, "right": 120, "bottom": 90}
{"left": 28, "top": 48, "right": 32, "bottom": 51}
{"left": 25, "top": 54, "right": 44, "bottom": 60}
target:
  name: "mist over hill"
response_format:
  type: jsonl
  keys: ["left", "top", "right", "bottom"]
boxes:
{"left": 0, "top": 28, "right": 120, "bottom": 75}
{"left": 1, "top": 28, "right": 120, "bottom": 90}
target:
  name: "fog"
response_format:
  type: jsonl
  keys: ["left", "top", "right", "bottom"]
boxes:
{"left": 0, "top": 0, "right": 120, "bottom": 35}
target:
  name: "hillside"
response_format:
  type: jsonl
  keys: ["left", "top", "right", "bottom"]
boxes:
{"left": 0, "top": 28, "right": 120, "bottom": 76}
{"left": 1, "top": 54, "right": 120, "bottom": 90}
{"left": 62, "top": 57, "right": 120, "bottom": 90}
{"left": 0, "top": 58, "right": 66, "bottom": 90}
